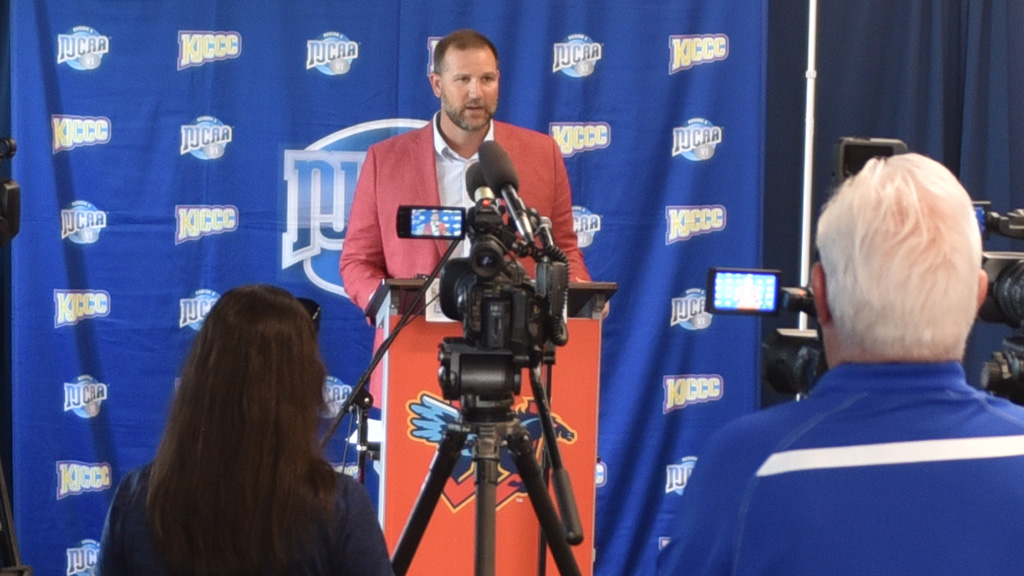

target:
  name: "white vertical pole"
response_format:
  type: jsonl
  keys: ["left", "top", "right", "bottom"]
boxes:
{"left": 798, "top": 0, "right": 819, "bottom": 330}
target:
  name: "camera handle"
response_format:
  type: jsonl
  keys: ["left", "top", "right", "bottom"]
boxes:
{"left": 390, "top": 392, "right": 582, "bottom": 576}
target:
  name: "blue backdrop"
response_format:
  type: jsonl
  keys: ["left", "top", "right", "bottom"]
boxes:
{"left": 9, "top": 1, "right": 766, "bottom": 574}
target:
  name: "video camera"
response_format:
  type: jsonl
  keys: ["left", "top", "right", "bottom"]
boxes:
{"left": 396, "top": 141, "right": 570, "bottom": 404}
{"left": 702, "top": 137, "right": 908, "bottom": 397}
{"left": 974, "top": 202, "right": 1024, "bottom": 404}
{"left": 707, "top": 268, "right": 824, "bottom": 396}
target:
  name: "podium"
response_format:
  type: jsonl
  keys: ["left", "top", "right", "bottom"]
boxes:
{"left": 366, "top": 279, "right": 615, "bottom": 576}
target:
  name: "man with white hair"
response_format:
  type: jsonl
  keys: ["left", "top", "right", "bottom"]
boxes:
{"left": 659, "top": 153, "right": 1024, "bottom": 575}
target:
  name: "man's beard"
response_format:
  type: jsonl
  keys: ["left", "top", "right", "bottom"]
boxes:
{"left": 441, "top": 93, "right": 496, "bottom": 133}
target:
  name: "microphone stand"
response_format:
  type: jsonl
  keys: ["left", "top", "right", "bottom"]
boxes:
{"left": 320, "top": 239, "right": 462, "bottom": 475}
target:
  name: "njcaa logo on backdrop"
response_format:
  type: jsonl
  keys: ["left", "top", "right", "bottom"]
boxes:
{"left": 666, "top": 456, "right": 698, "bottom": 494}
{"left": 180, "top": 289, "right": 220, "bottom": 330}
{"left": 64, "top": 375, "right": 108, "bottom": 419}
{"left": 61, "top": 201, "right": 108, "bottom": 244}
{"left": 550, "top": 122, "right": 610, "bottom": 157}
{"left": 666, "top": 204, "right": 726, "bottom": 243}
{"left": 307, "top": 32, "right": 359, "bottom": 75}
{"left": 553, "top": 34, "right": 602, "bottom": 77}
{"left": 669, "top": 34, "right": 729, "bottom": 73}
{"left": 178, "top": 30, "right": 241, "bottom": 69}
{"left": 671, "top": 288, "right": 712, "bottom": 330}
{"left": 57, "top": 26, "right": 109, "bottom": 70}
{"left": 663, "top": 374, "right": 723, "bottom": 413}
{"left": 66, "top": 539, "right": 100, "bottom": 575}
{"left": 573, "top": 206, "right": 602, "bottom": 248}
{"left": 673, "top": 118, "right": 722, "bottom": 160}
{"left": 56, "top": 461, "right": 112, "bottom": 499}
{"left": 55, "top": 290, "right": 110, "bottom": 328}
{"left": 181, "top": 116, "right": 233, "bottom": 159}
{"left": 427, "top": 37, "right": 442, "bottom": 74}
{"left": 283, "top": 119, "right": 426, "bottom": 297}
{"left": 323, "top": 376, "right": 352, "bottom": 419}
{"left": 175, "top": 205, "right": 238, "bottom": 244}
{"left": 52, "top": 115, "right": 111, "bottom": 154}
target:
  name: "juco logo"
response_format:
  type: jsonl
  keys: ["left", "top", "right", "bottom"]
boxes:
{"left": 64, "top": 375, "right": 108, "bottom": 419}
{"left": 550, "top": 122, "right": 610, "bottom": 157}
{"left": 57, "top": 26, "right": 109, "bottom": 70}
{"left": 669, "top": 34, "right": 729, "bottom": 73}
{"left": 427, "top": 37, "right": 441, "bottom": 74}
{"left": 322, "top": 375, "right": 352, "bottom": 419}
{"left": 666, "top": 456, "right": 698, "bottom": 495}
{"left": 54, "top": 290, "right": 110, "bottom": 328}
{"left": 178, "top": 30, "right": 241, "bottom": 69}
{"left": 61, "top": 201, "right": 108, "bottom": 244}
{"left": 671, "top": 288, "right": 712, "bottom": 330}
{"left": 553, "top": 34, "right": 602, "bottom": 77}
{"left": 283, "top": 119, "right": 427, "bottom": 296}
{"left": 181, "top": 116, "right": 233, "bottom": 159}
{"left": 407, "top": 392, "right": 577, "bottom": 512}
{"left": 673, "top": 118, "right": 723, "bottom": 161}
{"left": 175, "top": 205, "right": 238, "bottom": 244}
{"left": 56, "top": 461, "right": 112, "bottom": 499}
{"left": 573, "top": 206, "right": 602, "bottom": 248}
{"left": 52, "top": 115, "right": 111, "bottom": 154}
{"left": 180, "top": 289, "right": 220, "bottom": 330}
{"left": 666, "top": 204, "right": 726, "bottom": 243}
{"left": 66, "top": 539, "right": 100, "bottom": 575}
{"left": 307, "top": 32, "right": 359, "bottom": 75}
{"left": 663, "top": 374, "right": 723, "bottom": 413}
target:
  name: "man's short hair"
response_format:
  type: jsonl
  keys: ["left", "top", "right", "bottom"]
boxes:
{"left": 432, "top": 29, "right": 499, "bottom": 74}
{"left": 815, "top": 153, "right": 982, "bottom": 361}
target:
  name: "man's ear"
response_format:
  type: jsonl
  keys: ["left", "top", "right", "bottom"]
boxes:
{"left": 429, "top": 72, "right": 442, "bottom": 98}
{"left": 811, "top": 262, "right": 832, "bottom": 325}
{"left": 977, "top": 268, "right": 988, "bottom": 311}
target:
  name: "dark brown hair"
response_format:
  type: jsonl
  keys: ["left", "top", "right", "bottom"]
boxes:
{"left": 432, "top": 29, "right": 499, "bottom": 74}
{"left": 147, "top": 284, "right": 336, "bottom": 575}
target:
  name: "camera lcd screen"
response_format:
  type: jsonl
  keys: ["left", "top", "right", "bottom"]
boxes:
{"left": 397, "top": 206, "right": 465, "bottom": 239}
{"left": 707, "top": 268, "right": 781, "bottom": 314}
{"left": 973, "top": 200, "right": 990, "bottom": 238}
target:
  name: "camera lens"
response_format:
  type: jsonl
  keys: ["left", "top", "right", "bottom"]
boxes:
{"left": 470, "top": 236, "right": 505, "bottom": 279}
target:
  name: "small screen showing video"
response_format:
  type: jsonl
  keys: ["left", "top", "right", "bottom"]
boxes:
{"left": 707, "top": 268, "right": 780, "bottom": 314}
{"left": 400, "top": 207, "right": 465, "bottom": 240}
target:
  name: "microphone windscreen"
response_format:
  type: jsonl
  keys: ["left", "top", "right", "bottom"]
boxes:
{"left": 465, "top": 161, "right": 489, "bottom": 202}
{"left": 478, "top": 141, "right": 520, "bottom": 191}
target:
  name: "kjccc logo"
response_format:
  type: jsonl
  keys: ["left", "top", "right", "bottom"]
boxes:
{"left": 282, "top": 119, "right": 427, "bottom": 297}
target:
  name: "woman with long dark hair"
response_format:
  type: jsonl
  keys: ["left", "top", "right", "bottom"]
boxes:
{"left": 97, "top": 284, "right": 394, "bottom": 575}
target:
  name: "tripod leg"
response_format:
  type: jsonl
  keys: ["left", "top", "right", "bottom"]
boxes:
{"left": 391, "top": 424, "right": 469, "bottom": 576}
{"left": 473, "top": 425, "right": 499, "bottom": 576}
{"left": 506, "top": 427, "right": 582, "bottom": 576}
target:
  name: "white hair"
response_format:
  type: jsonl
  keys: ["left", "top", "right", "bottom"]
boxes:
{"left": 815, "top": 153, "right": 982, "bottom": 361}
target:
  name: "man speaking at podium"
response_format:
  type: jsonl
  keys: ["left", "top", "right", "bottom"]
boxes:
{"left": 340, "top": 29, "right": 590, "bottom": 313}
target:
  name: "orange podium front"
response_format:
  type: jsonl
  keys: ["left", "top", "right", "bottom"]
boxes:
{"left": 367, "top": 279, "right": 614, "bottom": 576}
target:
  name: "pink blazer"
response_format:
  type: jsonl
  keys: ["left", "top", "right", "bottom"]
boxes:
{"left": 340, "top": 121, "right": 590, "bottom": 313}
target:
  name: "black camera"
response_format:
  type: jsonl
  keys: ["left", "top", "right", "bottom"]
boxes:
{"left": 424, "top": 144, "right": 570, "bottom": 404}
{"left": 706, "top": 268, "right": 824, "bottom": 396}
{"left": 974, "top": 202, "right": 1024, "bottom": 403}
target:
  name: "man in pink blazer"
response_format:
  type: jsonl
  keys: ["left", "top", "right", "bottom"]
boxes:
{"left": 340, "top": 29, "right": 590, "bottom": 313}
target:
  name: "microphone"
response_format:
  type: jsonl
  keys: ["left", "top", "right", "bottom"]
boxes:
{"left": 464, "top": 161, "right": 495, "bottom": 203}
{"left": 478, "top": 141, "right": 535, "bottom": 243}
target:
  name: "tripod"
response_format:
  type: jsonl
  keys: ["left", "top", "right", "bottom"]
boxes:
{"left": 390, "top": 362, "right": 582, "bottom": 576}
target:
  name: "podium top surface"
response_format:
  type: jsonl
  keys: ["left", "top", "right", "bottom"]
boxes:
{"left": 366, "top": 278, "right": 617, "bottom": 321}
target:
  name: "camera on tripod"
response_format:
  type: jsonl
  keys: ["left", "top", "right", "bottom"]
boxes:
{"left": 974, "top": 201, "right": 1024, "bottom": 404}
{"left": 706, "top": 267, "right": 825, "bottom": 396}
